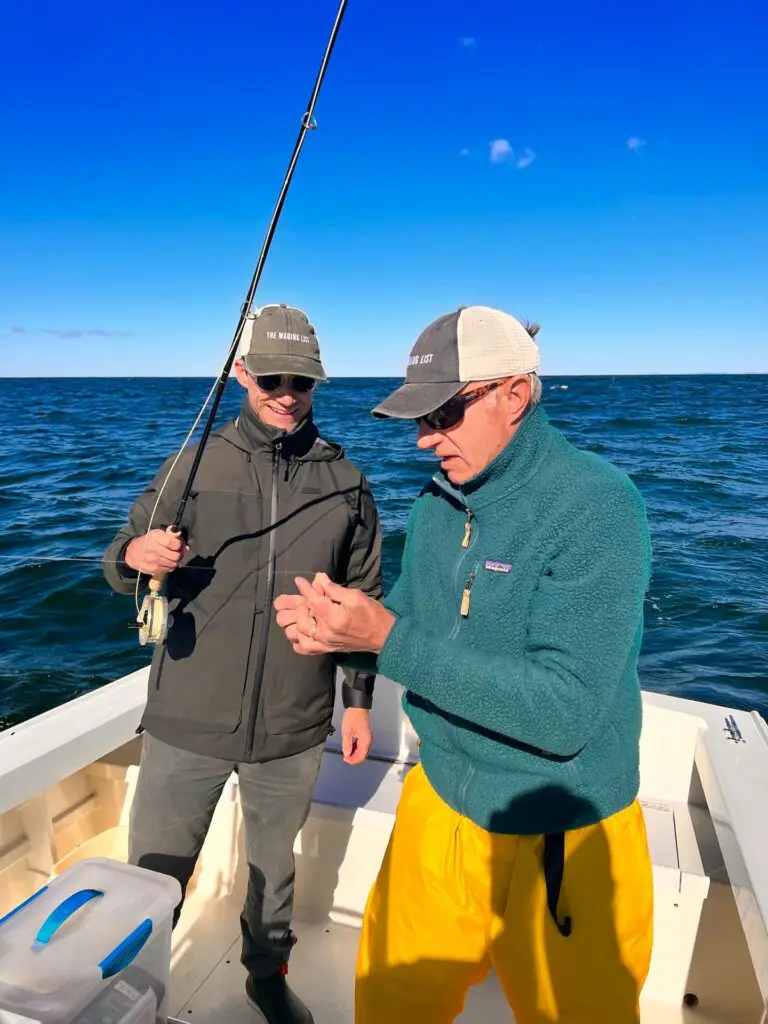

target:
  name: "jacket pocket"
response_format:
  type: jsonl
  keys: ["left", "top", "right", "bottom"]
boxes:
{"left": 189, "top": 490, "right": 264, "bottom": 570}
{"left": 261, "top": 640, "right": 336, "bottom": 736}
{"left": 146, "top": 596, "right": 256, "bottom": 734}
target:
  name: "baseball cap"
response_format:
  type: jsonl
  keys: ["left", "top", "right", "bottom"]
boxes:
{"left": 372, "top": 305, "right": 540, "bottom": 419}
{"left": 239, "top": 304, "right": 328, "bottom": 381}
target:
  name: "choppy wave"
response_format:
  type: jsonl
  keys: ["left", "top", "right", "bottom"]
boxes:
{"left": 1, "top": 373, "right": 766, "bottom": 728}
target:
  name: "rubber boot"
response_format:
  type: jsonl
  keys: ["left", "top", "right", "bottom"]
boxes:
{"left": 245, "top": 967, "right": 314, "bottom": 1024}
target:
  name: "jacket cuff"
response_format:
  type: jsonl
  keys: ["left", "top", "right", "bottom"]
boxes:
{"left": 341, "top": 673, "right": 375, "bottom": 710}
{"left": 115, "top": 539, "right": 139, "bottom": 580}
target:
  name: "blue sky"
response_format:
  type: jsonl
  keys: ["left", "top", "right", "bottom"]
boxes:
{"left": 1, "top": 0, "right": 766, "bottom": 377}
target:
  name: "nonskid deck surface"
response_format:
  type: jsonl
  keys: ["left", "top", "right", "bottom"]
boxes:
{"left": 168, "top": 911, "right": 717, "bottom": 1024}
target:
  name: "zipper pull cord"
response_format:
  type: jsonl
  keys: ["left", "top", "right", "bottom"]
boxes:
{"left": 460, "top": 569, "right": 477, "bottom": 618}
{"left": 461, "top": 508, "right": 473, "bottom": 548}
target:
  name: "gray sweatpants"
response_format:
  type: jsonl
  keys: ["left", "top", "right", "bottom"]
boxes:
{"left": 128, "top": 731, "right": 325, "bottom": 978}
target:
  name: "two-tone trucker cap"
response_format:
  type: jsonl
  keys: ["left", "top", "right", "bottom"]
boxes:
{"left": 239, "top": 304, "right": 328, "bottom": 381}
{"left": 372, "top": 305, "right": 540, "bottom": 419}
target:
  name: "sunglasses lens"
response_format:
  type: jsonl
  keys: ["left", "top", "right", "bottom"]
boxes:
{"left": 255, "top": 374, "right": 315, "bottom": 393}
{"left": 422, "top": 400, "right": 462, "bottom": 431}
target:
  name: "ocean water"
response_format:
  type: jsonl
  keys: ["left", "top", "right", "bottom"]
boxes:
{"left": 0, "top": 374, "right": 766, "bottom": 730}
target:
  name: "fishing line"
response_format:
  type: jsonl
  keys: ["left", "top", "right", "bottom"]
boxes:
{"left": 0, "top": 557, "right": 330, "bottom": 577}
{"left": 132, "top": 0, "right": 349, "bottom": 645}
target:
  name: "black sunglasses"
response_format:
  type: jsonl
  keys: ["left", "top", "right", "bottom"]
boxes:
{"left": 418, "top": 380, "right": 504, "bottom": 431}
{"left": 252, "top": 373, "right": 316, "bottom": 394}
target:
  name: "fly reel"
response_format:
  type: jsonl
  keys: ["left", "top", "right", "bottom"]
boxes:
{"left": 136, "top": 578, "right": 171, "bottom": 646}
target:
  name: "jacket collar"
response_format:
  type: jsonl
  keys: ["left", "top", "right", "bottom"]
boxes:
{"left": 223, "top": 397, "right": 319, "bottom": 459}
{"left": 434, "top": 405, "right": 556, "bottom": 511}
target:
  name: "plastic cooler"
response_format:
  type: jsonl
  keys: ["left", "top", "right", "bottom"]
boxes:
{"left": 0, "top": 857, "right": 181, "bottom": 1024}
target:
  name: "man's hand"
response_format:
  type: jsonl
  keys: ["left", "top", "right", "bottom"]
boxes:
{"left": 340, "top": 708, "right": 372, "bottom": 765}
{"left": 125, "top": 528, "right": 188, "bottom": 576}
{"left": 274, "top": 572, "right": 395, "bottom": 656}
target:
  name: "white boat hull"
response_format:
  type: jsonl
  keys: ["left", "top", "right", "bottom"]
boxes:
{"left": 1, "top": 668, "right": 767, "bottom": 1022}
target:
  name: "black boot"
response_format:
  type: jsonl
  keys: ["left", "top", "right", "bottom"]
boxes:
{"left": 245, "top": 968, "right": 314, "bottom": 1024}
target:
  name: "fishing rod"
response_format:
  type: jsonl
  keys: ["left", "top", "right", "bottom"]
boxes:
{"left": 135, "top": 0, "right": 349, "bottom": 646}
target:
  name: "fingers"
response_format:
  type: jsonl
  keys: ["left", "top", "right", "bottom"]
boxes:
{"left": 341, "top": 723, "right": 354, "bottom": 759}
{"left": 312, "top": 572, "right": 332, "bottom": 594}
{"left": 276, "top": 609, "right": 300, "bottom": 630}
{"left": 153, "top": 553, "right": 182, "bottom": 572}
{"left": 297, "top": 609, "right": 319, "bottom": 639}
{"left": 316, "top": 577, "right": 353, "bottom": 603}
{"left": 295, "top": 576, "right": 322, "bottom": 603}
{"left": 343, "top": 728, "right": 371, "bottom": 765}
{"left": 162, "top": 529, "right": 185, "bottom": 554}
{"left": 344, "top": 741, "right": 367, "bottom": 765}
{"left": 289, "top": 632, "right": 333, "bottom": 656}
{"left": 294, "top": 579, "right": 338, "bottom": 623}
{"left": 274, "top": 594, "right": 304, "bottom": 612}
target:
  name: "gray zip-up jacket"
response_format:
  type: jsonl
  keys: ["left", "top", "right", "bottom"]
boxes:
{"left": 102, "top": 398, "right": 382, "bottom": 762}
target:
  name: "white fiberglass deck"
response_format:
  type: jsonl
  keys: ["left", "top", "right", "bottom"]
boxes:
{"left": 2, "top": 667, "right": 768, "bottom": 1022}
{"left": 166, "top": 844, "right": 719, "bottom": 1024}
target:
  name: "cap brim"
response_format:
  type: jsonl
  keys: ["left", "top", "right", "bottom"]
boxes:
{"left": 243, "top": 353, "right": 327, "bottom": 381}
{"left": 371, "top": 380, "right": 464, "bottom": 420}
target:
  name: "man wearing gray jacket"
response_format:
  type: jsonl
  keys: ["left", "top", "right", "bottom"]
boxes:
{"left": 102, "top": 304, "right": 381, "bottom": 1024}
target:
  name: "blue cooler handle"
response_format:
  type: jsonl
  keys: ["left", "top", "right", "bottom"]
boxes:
{"left": 33, "top": 888, "right": 153, "bottom": 980}
{"left": 99, "top": 919, "right": 153, "bottom": 978}
{"left": 34, "top": 888, "right": 104, "bottom": 945}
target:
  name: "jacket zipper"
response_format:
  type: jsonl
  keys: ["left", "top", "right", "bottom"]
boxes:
{"left": 450, "top": 500, "right": 480, "bottom": 813}
{"left": 244, "top": 438, "right": 282, "bottom": 758}
{"left": 461, "top": 508, "right": 473, "bottom": 548}
{"left": 460, "top": 569, "right": 477, "bottom": 617}
{"left": 448, "top": 504, "right": 477, "bottom": 641}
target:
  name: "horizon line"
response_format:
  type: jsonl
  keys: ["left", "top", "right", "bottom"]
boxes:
{"left": 2, "top": 371, "right": 767, "bottom": 381}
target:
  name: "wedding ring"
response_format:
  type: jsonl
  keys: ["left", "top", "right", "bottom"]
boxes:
{"left": 308, "top": 615, "right": 318, "bottom": 639}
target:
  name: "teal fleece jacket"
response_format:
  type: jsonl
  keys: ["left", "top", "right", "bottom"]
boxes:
{"left": 376, "top": 405, "right": 652, "bottom": 835}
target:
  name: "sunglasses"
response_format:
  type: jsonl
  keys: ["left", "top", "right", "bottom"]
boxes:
{"left": 418, "top": 380, "right": 504, "bottom": 431}
{"left": 251, "top": 373, "right": 316, "bottom": 394}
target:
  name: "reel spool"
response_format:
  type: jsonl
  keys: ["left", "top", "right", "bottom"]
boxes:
{"left": 136, "top": 577, "right": 171, "bottom": 646}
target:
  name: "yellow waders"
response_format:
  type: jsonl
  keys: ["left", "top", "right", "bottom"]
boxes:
{"left": 355, "top": 763, "right": 653, "bottom": 1024}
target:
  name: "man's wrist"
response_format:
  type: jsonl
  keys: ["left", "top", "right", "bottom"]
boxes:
{"left": 370, "top": 607, "right": 395, "bottom": 654}
{"left": 117, "top": 539, "right": 140, "bottom": 579}
{"left": 342, "top": 673, "right": 375, "bottom": 709}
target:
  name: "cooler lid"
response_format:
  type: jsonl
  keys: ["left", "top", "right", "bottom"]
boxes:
{"left": 0, "top": 857, "right": 180, "bottom": 1021}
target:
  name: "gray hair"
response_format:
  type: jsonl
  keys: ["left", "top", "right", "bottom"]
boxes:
{"left": 521, "top": 318, "right": 542, "bottom": 404}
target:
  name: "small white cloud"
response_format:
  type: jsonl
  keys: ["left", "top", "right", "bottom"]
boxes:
{"left": 459, "top": 147, "right": 470, "bottom": 157}
{"left": 489, "top": 139, "right": 513, "bottom": 164}
{"left": 460, "top": 36, "right": 477, "bottom": 48}
{"left": 515, "top": 147, "right": 536, "bottom": 169}
{"left": 627, "top": 137, "right": 646, "bottom": 154}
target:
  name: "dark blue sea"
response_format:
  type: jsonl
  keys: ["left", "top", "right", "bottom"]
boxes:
{"left": 1, "top": 375, "right": 766, "bottom": 730}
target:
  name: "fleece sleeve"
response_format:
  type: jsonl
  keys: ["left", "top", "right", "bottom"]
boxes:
{"left": 333, "top": 497, "right": 419, "bottom": 679}
{"left": 377, "top": 481, "right": 652, "bottom": 757}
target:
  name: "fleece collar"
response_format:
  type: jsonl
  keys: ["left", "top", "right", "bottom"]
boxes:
{"left": 433, "top": 405, "right": 556, "bottom": 511}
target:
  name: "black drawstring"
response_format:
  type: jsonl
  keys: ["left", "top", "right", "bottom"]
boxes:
{"left": 543, "top": 832, "right": 572, "bottom": 937}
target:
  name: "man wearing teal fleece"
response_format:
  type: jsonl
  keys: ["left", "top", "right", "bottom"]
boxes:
{"left": 275, "top": 305, "right": 655, "bottom": 1024}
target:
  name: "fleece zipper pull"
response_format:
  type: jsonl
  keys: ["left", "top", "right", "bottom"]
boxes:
{"left": 460, "top": 569, "right": 477, "bottom": 617}
{"left": 461, "top": 508, "right": 473, "bottom": 548}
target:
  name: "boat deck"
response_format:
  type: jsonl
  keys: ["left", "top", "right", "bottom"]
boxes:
{"left": 160, "top": 746, "right": 729, "bottom": 1024}
{"left": 167, "top": 868, "right": 717, "bottom": 1024}
{"left": 3, "top": 672, "right": 768, "bottom": 1023}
